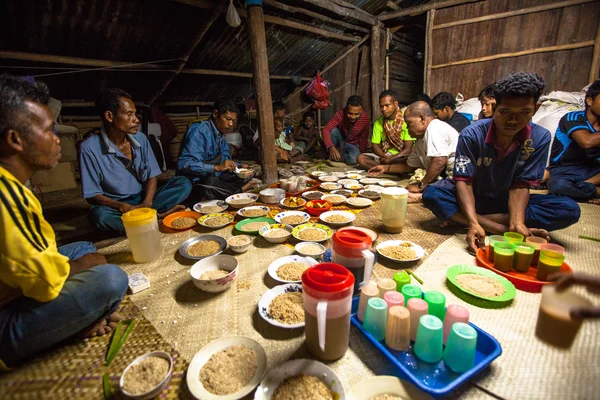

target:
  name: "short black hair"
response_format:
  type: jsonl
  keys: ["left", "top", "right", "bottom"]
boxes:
{"left": 302, "top": 111, "right": 315, "bottom": 121}
{"left": 493, "top": 72, "right": 545, "bottom": 105}
{"left": 585, "top": 79, "right": 600, "bottom": 106}
{"left": 415, "top": 93, "right": 431, "bottom": 103}
{"left": 430, "top": 92, "right": 456, "bottom": 110}
{"left": 379, "top": 89, "right": 397, "bottom": 102}
{"left": 478, "top": 84, "right": 496, "bottom": 101}
{"left": 0, "top": 75, "right": 50, "bottom": 137}
{"left": 214, "top": 97, "right": 239, "bottom": 115}
{"left": 346, "top": 95, "right": 363, "bottom": 107}
{"left": 272, "top": 101, "right": 286, "bottom": 113}
{"left": 96, "top": 88, "right": 132, "bottom": 120}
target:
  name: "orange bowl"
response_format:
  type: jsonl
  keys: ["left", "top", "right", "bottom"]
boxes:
{"left": 163, "top": 211, "right": 201, "bottom": 230}
{"left": 305, "top": 200, "right": 332, "bottom": 216}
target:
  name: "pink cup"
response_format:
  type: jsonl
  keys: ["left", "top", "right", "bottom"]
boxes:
{"left": 407, "top": 298, "right": 428, "bottom": 341}
{"left": 443, "top": 304, "right": 470, "bottom": 344}
{"left": 541, "top": 243, "right": 565, "bottom": 254}
{"left": 384, "top": 291, "right": 405, "bottom": 311}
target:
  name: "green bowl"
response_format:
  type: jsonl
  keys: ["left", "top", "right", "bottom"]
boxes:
{"left": 234, "top": 217, "right": 276, "bottom": 235}
{"left": 446, "top": 264, "right": 516, "bottom": 308}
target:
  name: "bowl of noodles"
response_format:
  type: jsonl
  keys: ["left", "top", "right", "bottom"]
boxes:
{"left": 376, "top": 240, "right": 425, "bottom": 262}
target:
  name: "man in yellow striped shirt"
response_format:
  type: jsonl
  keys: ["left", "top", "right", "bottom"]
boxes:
{"left": 0, "top": 75, "right": 128, "bottom": 369}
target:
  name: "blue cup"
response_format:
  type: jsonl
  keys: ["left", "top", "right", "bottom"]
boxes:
{"left": 443, "top": 322, "right": 478, "bottom": 373}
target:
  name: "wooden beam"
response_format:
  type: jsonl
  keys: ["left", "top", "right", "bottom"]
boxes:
{"left": 263, "top": 0, "right": 369, "bottom": 33}
{"left": 263, "top": 15, "right": 360, "bottom": 42}
{"left": 379, "top": 0, "right": 481, "bottom": 21}
{"left": 423, "top": 10, "right": 435, "bottom": 95}
{"left": 371, "top": 23, "right": 383, "bottom": 121}
{"left": 247, "top": 3, "right": 278, "bottom": 185}
{"left": 432, "top": 40, "right": 595, "bottom": 70}
{"left": 61, "top": 101, "right": 215, "bottom": 108}
{"left": 300, "top": 0, "right": 377, "bottom": 25}
{"left": 182, "top": 68, "right": 311, "bottom": 81}
{"left": 386, "top": 1, "right": 400, "bottom": 11}
{"left": 0, "top": 50, "right": 168, "bottom": 69}
{"left": 590, "top": 18, "right": 600, "bottom": 83}
{"left": 433, "top": 0, "right": 598, "bottom": 30}
{"left": 148, "top": 2, "right": 225, "bottom": 105}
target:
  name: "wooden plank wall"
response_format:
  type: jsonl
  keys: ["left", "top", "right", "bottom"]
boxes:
{"left": 429, "top": 0, "right": 600, "bottom": 99}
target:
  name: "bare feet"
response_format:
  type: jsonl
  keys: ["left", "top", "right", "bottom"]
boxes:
{"left": 242, "top": 181, "right": 259, "bottom": 192}
{"left": 78, "top": 312, "right": 124, "bottom": 338}
{"left": 529, "top": 228, "right": 550, "bottom": 242}
{"left": 407, "top": 193, "right": 423, "bottom": 203}
{"left": 158, "top": 204, "right": 186, "bottom": 219}
{"left": 587, "top": 198, "right": 600, "bottom": 205}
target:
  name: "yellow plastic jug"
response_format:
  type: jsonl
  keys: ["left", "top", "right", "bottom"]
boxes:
{"left": 121, "top": 208, "right": 162, "bottom": 263}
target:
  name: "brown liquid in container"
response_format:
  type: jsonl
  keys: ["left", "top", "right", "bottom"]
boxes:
{"left": 535, "top": 305, "right": 583, "bottom": 348}
{"left": 493, "top": 253, "right": 513, "bottom": 272}
{"left": 512, "top": 251, "right": 533, "bottom": 272}
{"left": 304, "top": 311, "right": 350, "bottom": 360}
{"left": 536, "top": 260, "right": 561, "bottom": 281}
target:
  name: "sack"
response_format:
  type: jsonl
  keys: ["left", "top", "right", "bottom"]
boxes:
{"left": 306, "top": 71, "right": 330, "bottom": 101}
{"left": 226, "top": 0, "right": 241, "bottom": 28}
{"left": 312, "top": 99, "right": 331, "bottom": 109}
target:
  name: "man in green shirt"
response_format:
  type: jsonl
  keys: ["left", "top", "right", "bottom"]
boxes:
{"left": 357, "top": 90, "right": 415, "bottom": 169}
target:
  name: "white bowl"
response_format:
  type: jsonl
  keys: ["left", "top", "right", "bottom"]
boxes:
{"left": 254, "top": 359, "right": 345, "bottom": 400}
{"left": 257, "top": 284, "right": 304, "bottom": 329}
{"left": 311, "top": 171, "right": 328, "bottom": 178}
{"left": 363, "top": 185, "right": 385, "bottom": 192}
{"left": 193, "top": 200, "right": 229, "bottom": 214}
{"left": 360, "top": 177, "right": 380, "bottom": 185}
{"left": 274, "top": 211, "right": 310, "bottom": 226}
{"left": 302, "top": 190, "right": 324, "bottom": 200}
{"left": 378, "top": 180, "right": 398, "bottom": 187}
{"left": 343, "top": 183, "right": 364, "bottom": 191}
{"left": 260, "top": 188, "right": 286, "bottom": 204}
{"left": 338, "top": 179, "right": 359, "bottom": 186}
{"left": 226, "top": 193, "right": 259, "bottom": 209}
{"left": 259, "top": 224, "right": 293, "bottom": 244}
{"left": 267, "top": 255, "right": 318, "bottom": 283}
{"left": 358, "top": 189, "right": 381, "bottom": 199}
{"left": 318, "top": 175, "right": 340, "bottom": 182}
{"left": 321, "top": 194, "right": 347, "bottom": 206}
{"left": 120, "top": 351, "right": 173, "bottom": 400}
{"left": 348, "top": 376, "right": 432, "bottom": 400}
{"left": 319, "top": 210, "right": 356, "bottom": 227}
{"left": 187, "top": 337, "right": 267, "bottom": 400}
{"left": 190, "top": 255, "right": 239, "bottom": 293}
{"left": 235, "top": 167, "right": 254, "bottom": 179}
{"left": 345, "top": 173, "right": 363, "bottom": 180}
{"left": 279, "top": 196, "right": 306, "bottom": 209}
{"left": 227, "top": 235, "right": 253, "bottom": 253}
{"left": 238, "top": 205, "right": 270, "bottom": 218}
{"left": 295, "top": 242, "right": 327, "bottom": 258}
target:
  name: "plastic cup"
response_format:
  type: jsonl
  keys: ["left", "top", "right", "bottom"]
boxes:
{"left": 487, "top": 235, "right": 506, "bottom": 262}
{"left": 383, "top": 291, "right": 404, "bottom": 310}
{"left": 503, "top": 232, "right": 524, "bottom": 244}
{"left": 407, "top": 298, "right": 428, "bottom": 341}
{"left": 512, "top": 242, "right": 536, "bottom": 272}
{"left": 525, "top": 236, "right": 547, "bottom": 266}
{"left": 401, "top": 284, "right": 422, "bottom": 305}
{"left": 443, "top": 304, "right": 470, "bottom": 344}
{"left": 541, "top": 243, "right": 565, "bottom": 254}
{"left": 443, "top": 322, "right": 478, "bottom": 373}
{"left": 363, "top": 297, "right": 388, "bottom": 341}
{"left": 386, "top": 305, "right": 411, "bottom": 351}
{"left": 378, "top": 278, "right": 396, "bottom": 298}
{"left": 493, "top": 242, "right": 516, "bottom": 272}
{"left": 357, "top": 284, "right": 379, "bottom": 322}
{"left": 536, "top": 250, "right": 565, "bottom": 281}
{"left": 393, "top": 271, "right": 411, "bottom": 292}
{"left": 424, "top": 290, "right": 446, "bottom": 321}
{"left": 414, "top": 314, "right": 444, "bottom": 363}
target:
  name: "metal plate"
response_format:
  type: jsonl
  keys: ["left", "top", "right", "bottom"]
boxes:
{"left": 178, "top": 235, "right": 227, "bottom": 260}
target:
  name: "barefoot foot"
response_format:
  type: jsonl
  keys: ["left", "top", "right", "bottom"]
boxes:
{"left": 587, "top": 198, "right": 600, "bottom": 205}
{"left": 407, "top": 193, "right": 423, "bottom": 204}
{"left": 158, "top": 204, "right": 186, "bottom": 219}
{"left": 529, "top": 228, "right": 550, "bottom": 242}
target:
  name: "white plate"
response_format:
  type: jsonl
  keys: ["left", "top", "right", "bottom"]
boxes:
{"left": 348, "top": 376, "right": 432, "bottom": 400}
{"left": 311, "top": 171, "right": 328, "bottom": 177}
{"left": 358, "top": 189, "right": 381, "bottom": 199}
{"left": 330, "top": 171, "right": 347, "bottom": 177}
{"left": 378, "top": 180, "right": 399, "bottom": 187}
{"left": 346, "top": 197, "right": 373, "bottom": 208}
{"left": 376, "top": 240, "right": 425, "bottom": 262}
{"left": 274, "top": 211, "right": 310, "bottom": 226}
{"left": 254, "top": 359, "right": 345, "bottom": 400}
{"left": 225, "top": 193, "right": 259, "bottom": 209}
{"left": 267, "top": 255, "right": 317, "bottom": 283}
{"left": 319, "top": 182, "right": 342, "bottom": 191}
{"left": 346, "top": 170, "right": 364, "bottom": 175}
{"left": 193, "top": 200, "right": 229, "bottom": 213}
{"left": 345, "top": 173, "right": 363, "bottom": 180}
{"left": 302, "top": 190, "right": 324, "bottom": 200}
{"left": 257, "top": 284, "right": 305, "bottom": 329}
{"left": 359, "top": 177, "right": 380, "bottom": 185}
{"left": 279, "top": 197, "right": 306, "bottom": 209}
{"left": 238, "top": 206, "right": 270, "bottom": 218}
{"left": 187, "top": 336, "right": 267, "bottom": 400}
{"left": 343, "top": 183, "right": 364, "bottom": 191}
{"left": 319, "top": 210, "right": 355, "bottom": 227}
{"left": 363, "top": 185, "right": 385, "bottom": 192}
{"left": 338, "top": 179, "right": 359, "bottom": 186}
{"left": 321, "top": 194, "right": 347, "bottom": 206}
{"left": 318, "top": 175, "right": 340, "bottom": 182}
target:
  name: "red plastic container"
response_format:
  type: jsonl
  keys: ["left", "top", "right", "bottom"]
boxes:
{"left": 305, "top": 200, "right": 332, "bottom": 216}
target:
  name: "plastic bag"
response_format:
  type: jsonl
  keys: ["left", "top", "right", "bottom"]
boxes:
{"left": 226, "top": 0, "right": 241, "bottom": 28}
{"left": 306, "top": 71, "right": 330, "bottom": 101}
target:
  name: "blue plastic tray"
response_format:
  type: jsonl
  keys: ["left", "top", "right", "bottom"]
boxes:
{"left": 350, "top": 296, "right": 502, "bottom": 397}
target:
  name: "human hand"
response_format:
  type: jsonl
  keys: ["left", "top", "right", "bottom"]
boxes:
{"left": 380, "top": 156, "right": 391, "bottom": 165}
{"left": 329, "top": 147, "right": 341, "bottom": 162}
{"left": 466, "top": 223, "right": 486, "bottom": 253}
{"left": 509, "top": 222, "right": 530, "bottom": 238}
{"left": 406, "top": 183, "right": 422, "bottom": 193}
{"left": 548, "top": 272, "right": 600, "bottom": 318}
{"left": 215, "top": 160, "right": 237, "bottom": 172}
{"left": 368, "top": 165, "right": 385, "bottom": 176}
{"left": 118, "top": 203, "right": 136, "bottom": 214}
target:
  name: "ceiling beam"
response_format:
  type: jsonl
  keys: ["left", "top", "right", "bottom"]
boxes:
{"left": 264, "top": 14, "right": 360, "bottom": 42}
{"left": 298, "top": 0, "right": 377, "bottom": 25}
{"left": 379, "top": 0, "right": 482, "bottom": 21}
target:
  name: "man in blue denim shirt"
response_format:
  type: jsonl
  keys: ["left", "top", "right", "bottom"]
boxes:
{"left": 79, "top": 88, "right": 191, "bottom": 234}
{"left": 177, "top": 97, "right": 256, "bottom": 200}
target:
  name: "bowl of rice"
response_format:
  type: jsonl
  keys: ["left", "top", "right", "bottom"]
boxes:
{"left": 267, "top": 255, "right": 318, "bottom": 283}
{"left": 259, "top": 224, "right": 294, "bottom": 244}
{"left": 295, "top": 242, "right": 327, "bottom": 258}
{"left": 179, "top": 235, "right": 228, "bottom": 260}
{"left": 198, "top": 213, "right": 234, "bottom": 229}
{"left": 346, "top": 197, "right": 373, "bottom": 208}
{"left": 227, "top": 235, "right": 253, "bottom": 253}
{"left": 319, "top": 211, "right": 355, "bottom": 227}
{"left": 162, "top": 211, "right": 200, "bottom": 230}
{"left": 235, "top": 217, "right": 276, "bottom": 235}
{"left": 274, "top": 211, "right": 310, "bottom": 226}
{"left": 238, "top": 206, "right": 270, "bottom": 218}
{"left": 321, "top": 194, "right": 347, "bottom": 206}
{"left": 360, "top": 177, "right": 381, "bottom": 185}
{"left": 193, "top": 200, "right": 229, "bottom": 214}
{"left": 190, "top": 254, "right": 239, "bottom": 292}
{"left": 338, "top": 179, "right": 359, "bottom": 186}
{"left": 120, "top": 351, "right": 173, "bottom": 400}
{"left": 226, "top": 193, "right": 259, "bottom": 209}
{"left": 376, "top": 240, "right": 425, "bottom": 263}
{"left": 319, "top": 182, "right": 342, "bottom": 191}
{"left": 378, "top": 180, "right": 398, "bottom": 187}
{"left": 318, "top": 175, "right": 340, "bottom": 182}
{"left": 292, "top": 223, "right": 333, "bottom": 243}
{"left": 257, "top": 284, "right": 305, "bottom": 328}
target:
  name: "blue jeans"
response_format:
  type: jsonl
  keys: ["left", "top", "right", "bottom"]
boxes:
{"left": 422, "top": 179, "right": 581, "bottom": 232}
{"left": 89, "top": 176, "right": 192, "bottom": 234}
{"left": 547, "top": 165, "right": 600, "bottom": 201}
{"left": 0, "top": 242, "right": 128, "bottom": 367}
{"left": 329, "top": 128, "right": 361, "bottom": 165}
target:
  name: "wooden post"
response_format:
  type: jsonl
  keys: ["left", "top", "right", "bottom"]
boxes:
{"left": 317, "top": 109, "right": 322, "bottom": 134}
{"left": 590, "top": 19, "right": 600, "bottom": 83}
{"left": 423, "top": 10, "right": 435, "bottom": 96}
{"left": 371, "top": 23, "right": 383, "bottom": 121}
{"left": 385, "top": 28, "right": 391, "bottom": 90}
{"left": 247, "top": 1, "right": 278, "bottom": 185}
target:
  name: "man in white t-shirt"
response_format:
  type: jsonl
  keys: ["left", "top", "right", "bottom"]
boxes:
{"left": 369, "top": 101, "right": 459, "bottom": 201}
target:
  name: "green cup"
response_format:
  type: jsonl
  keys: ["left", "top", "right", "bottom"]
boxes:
{"left": 363, "top": 297, "right": 388, "bottom": 341}
{"left": 424, "top": 290, "right": 446, "bottom": 321}
{"left": 536, "top": 250, "right": 565, "bottom": 281}
{"left": 512, "top": 242, "right": 536, "bottom": 272}
{"left": 393, "top": 271, "right": 411, "bottom": 292}
{"left": 414, "top": 314, "right": 444, "bottom": 363}
{"left": 487, "top": 235, "right": 506, "bottom": 262}
{"left": 401, "top": 284, "right": 422, "bottom": 306}
{"left": 443, "top": 322, "right": 478, "bottom": 373}
{"left": 503, "top": 232, "right": 524, "bottom": 244}
{"left": 493, "top": 242, "right": 516, "bottom": 272}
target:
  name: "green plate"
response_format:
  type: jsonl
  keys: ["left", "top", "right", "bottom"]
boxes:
{"left": 446, "top": 265, "right": 516, "bottom": 307}
{"left": 234, "top": 217, "right": 276, "bottom": 235}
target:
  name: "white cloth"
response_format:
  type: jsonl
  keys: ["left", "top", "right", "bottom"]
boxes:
{"left": 407, "top": 119, "right": 459, "bottom": 169}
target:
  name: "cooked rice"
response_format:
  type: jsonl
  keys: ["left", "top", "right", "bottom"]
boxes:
{"left": 455, "top": 274, "right": 506, "bottom": 297}
{"left": 323, "top": 195, "right": 345, "bottom": 204}
{"left": 171, "top": 217, "right": 197, "bottom": 229}
{"left": 199, "top": 269, "right": 230, "bottom": 280}
{"left": 298, "top": 228, "right": 328, "bottom": 241}
{"left": 272, "top": 375, "right": 333, "bottom": 400}
{"left": 188, "top": 240, "right": 221, "bottom": 257}
{"left": 277, "top": 262, "right": 308, "bottom": 281}
{"left": 122, "top": 356, "right": 169, "bottom": 395}
{"left": 241, "top": 209, "right": 267, "bottom": 217}
{"left": 380, "top": 245, "right": 416, "bottom": 260}
{"left": 324, "top": 214, "right": 351, "bottom": 224}
{"left": 268, "top": 292, "right": 304, "bottom": 324}
{"left": 199, "top": 345, "right": 257, "bottom": 395}
{"left": 280, "top": 215, "right": 306, "bottom": 225}
{"left": 370, "top": 395, "right": 404, "bottom": 400}
{"left": 200, "top": 205, "right": 225, "bottom": 213}
{"left": 347, "top": 198, "right": 372, "bottom": 206}
{"left": 228, "top": 236, "right": 251, "bottom": 246}
{"left": 263, "top": 228, "right": 290, "bottom": 238}
{"left": 229, "top": 198, "right": 254, "bottom": 205}
{"left": 241, "top": 222, "right": 270, "bottom": 232}
{"left": 320, "top": 183, "right": 340, "bottom": 190}
{"left": 299, "top": 244, "right": 323, "bottom": 255}
{"left": 204, "top": 216, "right": 231, "bottom": 227}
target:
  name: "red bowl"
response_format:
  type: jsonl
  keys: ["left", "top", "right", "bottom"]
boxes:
{"left": 305, "top": 200, "right": 332, "bottom": 216}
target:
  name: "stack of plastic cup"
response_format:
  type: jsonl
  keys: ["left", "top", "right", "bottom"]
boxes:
{"left": 357, "top": 284, "right": 379, "bottom": 322}
{"left": 504, "top": 232, "right": 524, "bottom": 244}
{"left": 536, "top": 245, "right": 565, "bottom": 281}
{"left": 383, "top": 291, "right": 404, "bottom": 310}
{"left": 363, "top": 297, "right": 388, "bottom": 341}
{"left": 443, "top": 304, "right": 470, "bottom": 344}
{"left": 393, "top": 271, "right": 411, "bottom": 292}
{"left": 407, "top": 298, "right": 428, "bottom": 341}
{"left": 493, "top": 242, "right": 516, "bottom": 272}
{"left": 377, "top": 278, "right": 396, "bottom": 298}
{"left": 386, "top": 305, "right": 411, "bottom": 351}
{"left": 414, "top": 314, "right": 444, "bottom": 363}
{"left": 443, "top": 322, "right": 478, "bottom": 373}
{"left": 424, "top": 290, "right": 446, "bottom": 321}
{"left": 487, "top": 235, "right": 507, "bottom": 262}
{"left": 525, "top": 236, "right": 547, "bottom": 266}
{"left": 401, "top": 284, "right": 422, "bottom": 305}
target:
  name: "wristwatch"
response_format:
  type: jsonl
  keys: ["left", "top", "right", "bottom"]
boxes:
{"left": 418, "top": 180, "right": 425, "bottom": 189}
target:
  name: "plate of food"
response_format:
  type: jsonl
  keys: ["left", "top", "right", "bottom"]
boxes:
{"left": 254, "top": 359, "right": 345, "bottom": 400}
{"left": 376, "top": 240, "right": 425, "bottom": 262}
{"left": 198, "top": 213, "right": 234, "bottom": 229}
{"left": 179, "top": 235, "right": 228, "bottom": 260}
{"left": 163, "top": 211, "right": 201, "bottom": 230}
{"left": 321, "top": 194, "right": 347, "bottom": 206}
{"left": 331, "top": 189, "right": 353, "bottom": 197}
{"left": 238, "top": 206, "right": 270, "bottom": 219}
{"left": 274, "top": 211, "right": 310, "bottom": 226}
{"left": 235, "top": 217, "right": 276, "bottom": 235}
{"left": 193, "top": 200, "right": 229, "bottom": 214}
{"left": 345, "top": 173, "right": 363, "bottom": 180}
{"left": 187, "top": 336, "right": 267, "bottom": 400}
{"left": 257, "top": 284, "right": 305, "bottom": 329}
{"left": 446, "top": 264, "right": 517, "bottom": 304}
{"left": 359, "top": 177, "right": 380, "bottom": 185}
{"left": 318, "top": 175, "right": 340, "bottom": 182}
{"left": 319, "top": 182, "right": 342, "bottom": 192}
{"left": 292, "top": 223, "right": 333, "bottom": 243}
{"left": 280, "top": 196, "right": 306, "bottom": 209}
{"left": 348, "top": 376, "right": 432, "bottom": 400}
{"left": 302, "top": 190, "right": 325, "bottom": 201}
{"left": 358, "top": 189, "right": 381, "bottom": 200}
{"left": 120, "top": 351, "right": 173, "bottom": 399}
{"left": 259, "top": 224, "right": 293, "bottom": 244}
{"left": 378, "top": 180, "right": 398, "bottom": 187}
{"left": 225, "top": 193, "right": 259, "bottom": 209}
{"left": 267, "top": 255, "right": 318, "bottom": 283}
{"left": 311, "top": 171, "right": 328, "bottom": 178}
{"left": 319, "top": 210, "right": 355, "bottom": 227}
{"left": 346, "top": 197, "right": 373, "bottom": 208}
